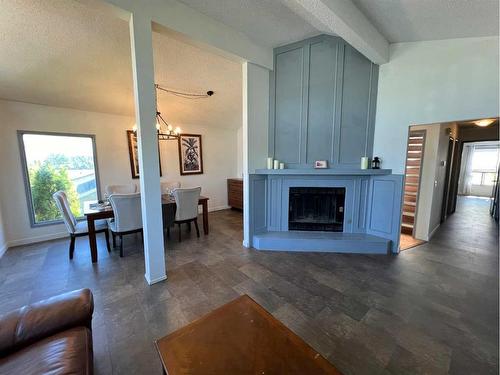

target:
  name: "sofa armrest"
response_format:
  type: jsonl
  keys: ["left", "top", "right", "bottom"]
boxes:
{"left": 0, "top": 288, "right": 93, "bottom": 356}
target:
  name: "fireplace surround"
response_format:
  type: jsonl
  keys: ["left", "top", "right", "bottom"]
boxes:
{"left": 248, "top": 168, "right": 404, "bottom": 254}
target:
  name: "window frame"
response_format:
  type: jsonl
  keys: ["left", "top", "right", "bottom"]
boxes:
{"left": 17, "top": 130, "right": 102, "bottom": 228}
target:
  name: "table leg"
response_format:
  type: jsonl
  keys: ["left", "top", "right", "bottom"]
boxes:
{"left": 202, "top": 200, "right": 209, "bottom": 235}
{"left": 87, "top": 217, "right": 98, "bottom": 263}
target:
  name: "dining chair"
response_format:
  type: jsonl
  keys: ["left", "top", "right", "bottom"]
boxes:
{"left": 172, "top": 187, "right": 201, "bottom": 242}
{"left": 52, "top": 191, "right": 110, "bottom": 259}
{"left": 107, "top": 193, "right": 143, "bottom": 257}
{"left": 161, "top": 181, "right": 181, "bottom": 195}
{"left": 105, "top": 184, "right": 138, "bottom": 197}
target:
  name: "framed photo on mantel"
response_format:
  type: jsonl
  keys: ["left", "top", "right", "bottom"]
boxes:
{"left": 126, "top": 130, "right": 162, "bottom": 179}
{"left": 178, "top": 134, "right": 203, "bottom": 175}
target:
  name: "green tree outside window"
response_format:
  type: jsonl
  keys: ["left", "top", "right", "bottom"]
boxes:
{"left": 29, "top": 162, "right": 80, "bottom": 222}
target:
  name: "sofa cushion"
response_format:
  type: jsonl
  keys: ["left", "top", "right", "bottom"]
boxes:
{"left": 0, "top": 327, "right": 93, "bottom": 375}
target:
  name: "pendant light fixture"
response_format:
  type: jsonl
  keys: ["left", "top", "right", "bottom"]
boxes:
{"left": 132, "top": 84, "right": 214, "bottom": 141}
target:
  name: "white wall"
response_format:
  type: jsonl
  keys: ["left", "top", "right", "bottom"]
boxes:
{"left": 242, "top": 62, "right": 270, "bottom": 247}
{"left": 0, "top": 206, "right": 7, "bottom": 256}
{"left": 0, "top": 99, "right": 239, "bottom": 247}
{"left": 236, "top": 126, "right": 243, "bottom": 177}
{"left": 413, "top": 123, "right": 457, "bottom": 240}
{"left": 374, "top": 36, "right": 500, "bottom": 174}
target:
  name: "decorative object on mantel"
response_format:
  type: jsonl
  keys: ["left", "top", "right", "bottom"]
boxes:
{"left": 131, "top": 84, "right": 214, "bottom": 141}
{"left": 267, "top": 157, "right": 273, "bottom": 170}
{"left": 279, "top": 162, "right": 285, "bottom": 170}
{"left": 178, "top": 134, "right": 203, "bottom": 175}
{"left": 371, "top": 156, "right": 381, "bottom": 169}
{"left": 360, "top": 156, "right": 369, "bottom": 170}
{"left": 273, "top": 160, "right": 280, "bottom": 170}
{"left": 314, "top": 160, "right": 328, "bottom": 169}
{"left": 126, "top": 130, "right": 162, "bottom": 179}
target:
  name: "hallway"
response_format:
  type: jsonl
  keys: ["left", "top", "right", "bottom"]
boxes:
{"left": 399, "top": 195, "right": 498, "bottom": 373}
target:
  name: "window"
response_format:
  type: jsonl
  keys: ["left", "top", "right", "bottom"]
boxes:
{"left": 470, "top": 147, "right": 500, "bottom": 186}
{"left": 19, "top": 131, "right": 100, "bottom": 226}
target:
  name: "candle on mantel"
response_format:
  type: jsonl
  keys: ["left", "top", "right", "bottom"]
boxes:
{"left": 267, "top": 157, "right": 273, "bottom": 169}
{"left": 273, "top": 159, "right": 280, "bottom": 169}
{"left": 361, "top": 156, "right": 369, "bottom": 170}
{"left": 279, "top": 162, "right": 285, "bottom": 170}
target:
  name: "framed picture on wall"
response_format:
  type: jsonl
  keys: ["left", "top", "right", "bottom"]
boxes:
{"left": 126, "top": 130, "right": 162, "bottom": 179}
{"left": 178, "top": 134, "right": 203, "bottom": 175}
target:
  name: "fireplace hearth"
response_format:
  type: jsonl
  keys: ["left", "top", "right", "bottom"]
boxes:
{"left": 288, "top": 187, "right": 345, "bottom": 232}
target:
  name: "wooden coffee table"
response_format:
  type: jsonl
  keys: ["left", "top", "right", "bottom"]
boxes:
{"left": 155, "top": 295, "right": 342, "bottom": 375}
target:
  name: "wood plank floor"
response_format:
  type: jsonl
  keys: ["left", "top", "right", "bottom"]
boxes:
{"left": 0, "top": 196, "right": 497, "bottom": 374}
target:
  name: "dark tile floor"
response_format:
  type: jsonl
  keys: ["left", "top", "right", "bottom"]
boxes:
{"left": 0, "top": 197, "right": 498, "bottom": 374}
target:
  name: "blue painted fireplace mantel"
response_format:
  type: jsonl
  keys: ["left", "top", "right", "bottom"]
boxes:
{"left": 248, "top": 169, "right": 404, "bottom": 254}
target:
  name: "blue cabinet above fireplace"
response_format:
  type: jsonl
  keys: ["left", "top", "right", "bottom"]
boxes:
{"left": 269, "top": 35, "right": 379, "bottom": 168}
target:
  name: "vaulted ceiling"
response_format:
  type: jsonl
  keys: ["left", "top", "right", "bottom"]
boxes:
{"left": 351, "top": 0, "right": 499, "bottom": 43}
{"left": 0, "top": 0, "right": 242, "bottom": 129}
{"left": 0, "top": 0, "right": 497, "bottom": 123}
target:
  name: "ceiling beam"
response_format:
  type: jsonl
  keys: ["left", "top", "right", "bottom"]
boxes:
{"left": 82, "top": 0, "right": 273, "bottom": 69}
{"left": 280, "top": 0, "right": 389, "bottom": 64}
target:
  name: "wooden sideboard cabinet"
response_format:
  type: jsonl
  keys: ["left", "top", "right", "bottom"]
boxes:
{"left": 227, "top": 178, "right": 243, "bottom": 210}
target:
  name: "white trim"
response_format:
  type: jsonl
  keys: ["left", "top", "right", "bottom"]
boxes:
{"left": 145, "top": 273, "right": 167, "bottom": 285}
{"left": 208, "top": 205, "right": 231, "bottom": 212}
{"left": 7, "top": 232, "right": 68, "bottom": 248}
{"left": 0, "top": 242, "right": 8, "bottom": 258}
{"left": 428, "top": 224, "right": 440, "bottom": 240}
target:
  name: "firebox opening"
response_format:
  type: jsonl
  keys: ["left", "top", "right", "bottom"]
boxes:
{"left": 288, "top": 187, "right": 345, "bottom": 232}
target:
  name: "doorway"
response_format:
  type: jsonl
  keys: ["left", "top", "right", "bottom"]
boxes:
{"left": 399, "top": 118, "right": 499, "bottom": 251}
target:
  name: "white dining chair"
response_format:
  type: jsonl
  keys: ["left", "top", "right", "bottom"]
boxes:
{"left": 105, "top": 184, "right": 138, "bottom": 197}
{"left": 161, "top": 181, "right": 181, "bottom": 195}
{"left": 172, "top": 187, "right": 201, "bottom": 242}
{"left": 52, "top": 191, "right": 110, "bottom": 259}
{"left": 108, "top": 193, "right": 142, "bottom": 257}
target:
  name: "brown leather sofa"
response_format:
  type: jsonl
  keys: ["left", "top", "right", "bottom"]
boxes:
{"left": 0, "top": 289, "right": 94, "bottom": 375}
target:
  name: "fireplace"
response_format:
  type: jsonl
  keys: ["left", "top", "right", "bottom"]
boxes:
{"left": 288, "top": 187, "right": 345, "bottom": 232}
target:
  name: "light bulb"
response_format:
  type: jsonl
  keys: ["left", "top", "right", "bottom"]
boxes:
{"left": 132, "top": 124, "right": 137, "bottom": 132}
{"left": 175, "top": 127, "right": 181, "bottom": 134}
{"left": 156, "top": 122, "right": 161, "bottom": 130}
{"left": 167, "top": 124, "right": 173, "bottom": 131}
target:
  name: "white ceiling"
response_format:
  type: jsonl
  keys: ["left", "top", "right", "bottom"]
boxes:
{"left": 351, "top": 0, "right": 499, "bottom": 43}
{"left": 176, "top": 0, "right": 320, "bottom": 47}
{"left": 0, "top": 0, "right": 498, "bottom": 123}
{"left": 0, "top": 0, "right": 242, "bottom": 129}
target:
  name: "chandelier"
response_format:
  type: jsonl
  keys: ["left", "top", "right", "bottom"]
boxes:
{"left": 132, "top": 84, "right": 214, "bottom": 141}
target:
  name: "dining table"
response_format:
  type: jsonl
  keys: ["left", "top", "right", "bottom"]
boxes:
{"left": 83, "top": 195, "right": 209, "bottom": 263}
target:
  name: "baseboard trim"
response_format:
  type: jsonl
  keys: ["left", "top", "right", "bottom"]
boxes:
{"left": 6, "top": 206, "right": 233, "bottom": 249}
{"left": 0, "top": 242, "right": 8, "bottom": 258}
{"left": 7, "top": 232, "right": 68, "bottom": 248}
{"left": 428, "top": 224, "right": 440, "bottom": 240}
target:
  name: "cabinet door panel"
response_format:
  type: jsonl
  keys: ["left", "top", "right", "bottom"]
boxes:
{"left": 306, "top": 40, "right": 337, "bottom": 164}
{"left": 274, "top": 47, "right": 304, "bottom": 164}
{"left": 338, "top": 45, "right": 372, "bottom": 166}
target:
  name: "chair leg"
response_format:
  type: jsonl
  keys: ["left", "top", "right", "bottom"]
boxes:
{"left": 194, "top": 219, "right": 200, "bottom": 238}
{"left": 112, "top": 233, "right": 116, "bottom": 248}
{"left": 178, "top": 223, "right": 182, "bottom": 242}
{"left": 69, "top": 235, "right": 76, "bottom": 260}
{"left": 104, "top": 230, "right": 111, "bottom": 252}
{"left": 187, "top": 222, "right": 191, "bottom": 232}
{"left": 166, "top": 227, "right": 170, "bottom": 239}
{"left": 140, "top": 230, "right": 144, "bottom": 243}
{"left": 119, "top": 235, "right": 124, "bottom": 257}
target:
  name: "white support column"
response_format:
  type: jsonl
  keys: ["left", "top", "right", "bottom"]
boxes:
{"left": 242, "top": 62, "right": 270, "bottom": 247}
{"left": 129, "top": 12, "right": 167, "bottom": 284}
